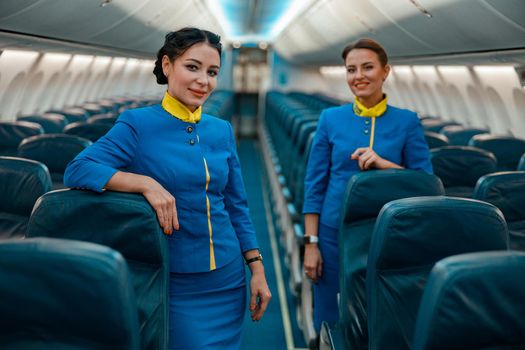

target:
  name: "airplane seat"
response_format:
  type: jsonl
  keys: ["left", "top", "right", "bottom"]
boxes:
{"left": 320, "top": 170, "right": 444, "bottom": 350}
{"left": 17, "top": 113, "right": 68, "bottom": 134}
{"left": 63, "top": 121, "right": 113, "bottom": 142}
{"left": 0, "top": 121, "right": 44, "bottom": 156}
{"left": 81, "top": 103, "right": 108, "bottom": 116}
{"left": 468, "top": 134, "right": 525, "bottom": 171}
{"left": 26, "top": 190, "right": 169, "bottom": 350}
{"left": 517, "top": 152, "right": 525, "bottom": 171}
{"left": 440, "top": 126, "right": 489, "bottom": 146}
{"left": 473, "top": 171, "right": 525, "bottom": 251}
{"left": 423, "top": 131, "right": 449, "bottom": 149}
{"left": 422, "top": 120, "right": 462, "bottom": 133}
{"left": 366, "top": 196, "right": 508, "bottom": 350}
{"left": 430, "top": 146, "right": 497, "bottom": 197}
{"left": 17, "top": 134, "right": 92, "bottom": 189}
{"left": 412, "top": 251, "right": 525, "bottom": 350}
{"left": 87, "top": 113, "right": 118, "bottom": 125}
{"left": 0, "top": 237, "right": 140, "bottom": 350}
{"left": 0, "top": 156, "right": 52, "bottom": 240}
{"left": 46, "top": 107, "right": 89, "bottom": 124}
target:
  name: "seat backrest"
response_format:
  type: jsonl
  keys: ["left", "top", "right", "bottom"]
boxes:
{"left": 469, "top": 134, "right": 525, "bottom": 171}
{"left": 339, "top": 169, "right": 444, "bottom": 350}
{"left": 367, "top": 197, "right": 508, "bottom": 350}
{"left": 17, "top": 113, "right": 68, "bottom": 133}
{"left": 423, "top": 131, "right": 449, "bottom": 149}
{"left": 412, "top": 251, "right": 525, "bottom": 350}
{"left": 518, "top": 153, "right": 525, "bottom": 171}
{"left": 0, "top": 237, "right": 140, "bottom": 350}
{"left": 63, "top": 121, "right": 113, "bottom": 142}
{"left": 18, "top": 134, "right": 92, "bottom": 174}
{"left": 440, "top": 126, "right": 489, "bottom": 146}
{"left": 430, "top": 146, "right": 497, "bottom": 193}
{"left": 0, "top": 156, "right": 52, "bottom": 239}
{"left": 26, "top": 189, "right": 169, "bottom": 350}
{"left": 0, "top": 121, "right": 44, "bottom": 155}
{"left": 474, "top": 171, "right": 525, "bottom": 250}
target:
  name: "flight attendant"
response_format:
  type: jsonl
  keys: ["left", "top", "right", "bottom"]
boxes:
{"left": 302, "top": 38, "right": 432, "bottom": 332}
{"left": 64, "top": 27, "right": 271, "bottom": 349}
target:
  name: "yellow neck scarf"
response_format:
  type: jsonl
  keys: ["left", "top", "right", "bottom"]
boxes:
{"left": 353, "top": 95, "right": 388, "bottom": 118}
{"left": 161, "top": 91, "right": 202, "bottom": 123}
{"left": 353, "top": 95, "right": 388, "bottom": 149}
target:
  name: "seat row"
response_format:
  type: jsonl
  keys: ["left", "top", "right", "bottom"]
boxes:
{"left": 260, "top": 91, "right": 525, "bottom": 348}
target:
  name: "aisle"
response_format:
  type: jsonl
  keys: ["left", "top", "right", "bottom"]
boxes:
{"left": 237, "top": 139, "right": 307, "bottom": 350}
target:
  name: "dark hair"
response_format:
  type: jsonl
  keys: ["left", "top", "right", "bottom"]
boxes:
{"left": 341, "top": 38, "right": 388, "bottom": 66}
{"left": 153, "top": 27, "right": 222, "bottom": 84}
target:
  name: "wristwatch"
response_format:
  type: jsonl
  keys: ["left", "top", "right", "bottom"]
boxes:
{"left": 303, "top": 235, "right": 319, "bottom": 244}
{"left": 246, "top": 254, "right": 263, "bottom": 265}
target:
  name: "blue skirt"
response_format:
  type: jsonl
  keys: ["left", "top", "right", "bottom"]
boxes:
{"left": 313, "top": 223, "right": 340, "bottom": 332}
{"left": 169, "top": 255, "right": 246, "bottom": 350}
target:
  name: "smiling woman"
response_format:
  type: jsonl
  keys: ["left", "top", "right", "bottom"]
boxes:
{"left": 63, "top": 27, "right": 272, "bottom": 350}
{"left": 302, "top": 38, "right": 433, "bottom": 334}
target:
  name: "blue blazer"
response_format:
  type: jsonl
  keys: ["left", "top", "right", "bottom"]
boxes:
{"left": 64, "top": 105, "right": 259, "bottom": 273}
{"left": 303, "top": 103, "right": 433, "bottom": 230}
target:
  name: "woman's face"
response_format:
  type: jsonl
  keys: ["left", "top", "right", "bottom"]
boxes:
{"left": 345, "top": 48, "right": 390, "bottom": 105}
{"left": 162, "top": 42, "right": 220, "bottom": 111}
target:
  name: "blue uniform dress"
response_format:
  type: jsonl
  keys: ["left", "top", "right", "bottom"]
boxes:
{"left": 64, "top": 92, "right": 259, "bottom": 349}
{"left": 302, "top": 100, "right": 432, "bottom": 332}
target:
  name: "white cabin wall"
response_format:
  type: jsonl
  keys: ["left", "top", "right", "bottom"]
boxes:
{"left": 0, "top": 49, "right": 161, "bottom": 121}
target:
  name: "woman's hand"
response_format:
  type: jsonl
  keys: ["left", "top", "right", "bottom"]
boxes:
{"left": 104, "top": 171, "right": 179, "bottom": 235}
{"left": 304, "top": 244, "right": 323, "bottom": 283}
{"left": 142, "top": 178, "right": 179, "bottom": 235}
{"left": 245, "top": 253, "right": 271, "bottom": 321}
{"left": 351, "top": 147, "right": 402, "bottom": 170}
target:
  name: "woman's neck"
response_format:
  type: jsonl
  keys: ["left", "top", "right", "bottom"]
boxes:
{"left": 358, "top": 91, "right": 384, "bottom": 108}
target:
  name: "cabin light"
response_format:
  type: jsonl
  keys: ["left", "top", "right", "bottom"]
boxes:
{"left": 270, "top": 0, "right": 316, "bottom": 38}
{"left": 320, "top": 66, "right": 346, "bottom": 76}
{"left": 44, "top": 52, "right": 72, "bottom": 63}
{"left": 258, "top": 42, "right": 268, "bottom": 50}
{"left": 1, "top": 49, "right": 39, "bottom": 61}
{"left": 72, "top": 55, "right": 94, "bottom": 65}
{"left": 473, "top": 65, "right": 516, "bottom": 75}
{"left": 206, "top": 0, "right": 232, "bottom": 37}
{"left": 437, "top": 66, "right": 469, "bottom": 75}
{"left": 232, "top": 42, "right": 242, "bottom": 49}
{"left": 94, "top": 56, "right": 112, "bottom": 65}
{"left": 412, "top": 66, "right": 437, "bottom": 75}
{"left": 392, "top": 66, "right": 412, "bottom": 75}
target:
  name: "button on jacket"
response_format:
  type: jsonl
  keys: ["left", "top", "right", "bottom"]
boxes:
{"left": 64, "top": 104, "right": 259, "bottom": 273}
{"left": 302, "top": 103, "right": 433, "bottom": 230}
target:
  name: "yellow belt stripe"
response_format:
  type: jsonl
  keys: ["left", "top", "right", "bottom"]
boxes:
{"left": 203, "top": 158, "right": 216, "bottom": 271}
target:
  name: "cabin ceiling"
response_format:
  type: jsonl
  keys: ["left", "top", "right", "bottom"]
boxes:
{"left": 0, "top": 0, "right": 524, "bottom": 66}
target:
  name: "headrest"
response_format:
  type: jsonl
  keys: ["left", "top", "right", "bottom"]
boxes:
{"left": 0, "top": 237, "right": 139, "bottom": 350}
{"left": 63, "top": 121, "right": 113, "bottom": 142}
{"left": 430, "top": 146, "right": 497, "bottom": 187}
{"left": 469, "top": 135, "right": 525, "bottom": 170}
{"left": 18, "top": 134, "right": 92, "bottom": 173}
{"left": 371, "top": 197, "right": 508, "bottom": 271}
{"left": 342, "top": 169, "right": 444, "bottom": 223}
{"left": 26, "top": 189, "right": 167, "bottom": 265}
{"left": 422, "top": 120, "right": 461, "bottom": 133}
{"left": 423, "top": 131, "right": 449, "bottom": 149}
{"left": 413, "top": 251, "right": 525, "bottom": 350}
{"left": 0, "top": 156, "right": 52, "bottom": 216}
{"left": 87, "top": 114, "right": 118, "bottom": 125}
{"left": 17, "top": 114, "right": 68, "bottom": 134}
{"left": 474, "top": 171, "right": 525, "bottom": 222}
{"left": 440, "top": 126, "right": 489, "bottom": 146}
{"left": 0, "top": 121, "right": 43, "bottom": 151}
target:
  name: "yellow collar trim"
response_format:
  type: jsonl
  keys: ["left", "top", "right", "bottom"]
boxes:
{"left": 353, "top": 95, "right": 388, "bottom": 118}
{"left": 161, "top": 91, "right": 202, "bottom": 123}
